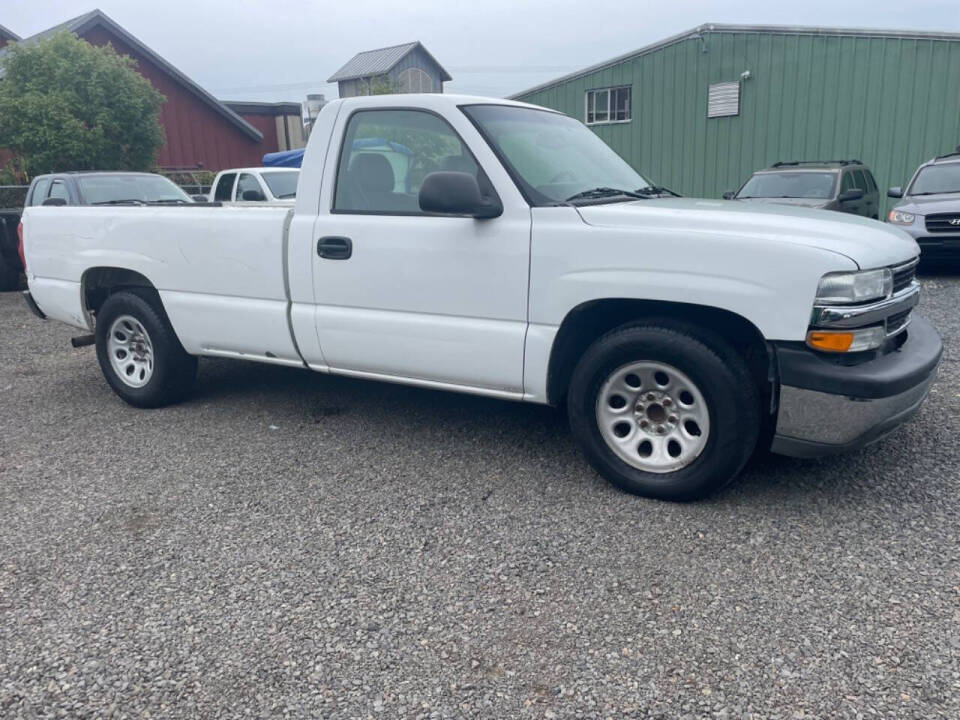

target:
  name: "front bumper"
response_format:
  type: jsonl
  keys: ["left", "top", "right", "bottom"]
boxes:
{"left": 771, "top": 316, "right": 942, "bottom": 458}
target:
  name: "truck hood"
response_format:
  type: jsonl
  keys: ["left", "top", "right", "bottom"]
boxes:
{"left": 576, "top": 197, "right": 918, "bottom": 269}
{"left": 732, "top": 197, "right": 831, "bottom": 209}
{"left": 892, "top": 192, "right": 960, "bottom": 215}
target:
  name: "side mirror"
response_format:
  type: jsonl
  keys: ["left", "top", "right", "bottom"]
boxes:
{"left": 418, "top": 171, "right": 502, "bottom": 219}
{"left": 838, "top": 188, "right": 864, "bottom": 202}
{"left": 42, "top": 197, "right": 67, "bottom": 207}
{"left": 191, "top": 194, "right": 209, "bottom": 203}
{"left": 887, "top": 186, "right": 903, "bottom": 199}
{"left": 241, "top": 189, "right": 265, "bottom": 201}
{"left": 722, "top": 190, "right": 736, "bottom": 200}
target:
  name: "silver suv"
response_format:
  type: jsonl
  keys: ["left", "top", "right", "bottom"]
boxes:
{"left": 724, "top": 160, "right": 880, "bottom": 219}
{"left": 887, "top": 149, "right": 960, "bottom": 261}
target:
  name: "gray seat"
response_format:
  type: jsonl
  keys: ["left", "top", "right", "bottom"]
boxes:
{"left": 345, "top": 153, "right": 417, "bottom": 212}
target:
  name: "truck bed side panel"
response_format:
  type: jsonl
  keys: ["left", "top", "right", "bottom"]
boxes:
{"left": 23, "top": 205, "right": 301, "bottom": 364}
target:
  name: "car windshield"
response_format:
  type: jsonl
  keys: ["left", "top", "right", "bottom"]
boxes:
{"left": 261, "top": 171, "right": 300, "bottom": 199}
{"left": 78, "top": 175, "right": 191, "bottom": 204}
{"left": 908, "top": 164, "right": 960, "bottom": 195}
{"left": 462, "top": 104, "right": 651, "bottom": 205}
{"left": 737, "top": 171, "right": 837, "bottom": 199}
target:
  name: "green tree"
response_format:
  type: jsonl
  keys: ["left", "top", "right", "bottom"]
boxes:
{"left": 0, "top": 31, "right": 165, "bottom": 179}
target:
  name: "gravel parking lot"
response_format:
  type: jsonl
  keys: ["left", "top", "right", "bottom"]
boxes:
{"left": 1, "top": 273, "right": 958, "bottom": 719}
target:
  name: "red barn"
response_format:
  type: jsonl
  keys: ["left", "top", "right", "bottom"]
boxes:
{"left": 0, "top": 9, "right": 304, "bottom": 173}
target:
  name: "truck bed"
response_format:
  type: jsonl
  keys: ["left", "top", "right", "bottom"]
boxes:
{"left": 23, "top": 204, "right": 304, "bottom": 365}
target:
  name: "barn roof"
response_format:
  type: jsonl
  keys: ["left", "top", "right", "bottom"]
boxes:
{"left": 327, "top": 41, "right": 452, "bottom": 82}
{"left": 0, "top": 8, "right": 263, "bottom": 142}
{"left": 0, "top": 23, "right": 20, "bottom": 43}
{"left": 510, "top": 22, "right": 960, "bottom": 99}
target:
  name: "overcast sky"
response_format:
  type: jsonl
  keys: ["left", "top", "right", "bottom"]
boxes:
{"left": 3, "top": 0, "right": 959, "bottom": 102}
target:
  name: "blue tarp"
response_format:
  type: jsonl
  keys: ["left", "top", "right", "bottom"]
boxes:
{"left": 262, "top": 139, "right": 413, "bottom": 168}
{"left": 262, "top": 149, "right": 304, "bottom": 167}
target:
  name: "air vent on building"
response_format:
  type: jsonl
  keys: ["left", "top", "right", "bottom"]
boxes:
{"left": 707, "top": 81, "right": 740, "bottom": 118}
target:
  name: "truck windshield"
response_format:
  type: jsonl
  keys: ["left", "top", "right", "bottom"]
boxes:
{"left": 262, "top": 171, "right": 300, "bottom": 199}
{"left": 737, "top": 171, "right": 837, "bottom": 199}
{"left": 908, "top": 164, "right": 960, "bottom": 196}
{"left": 78, "top": 175, "right": 192, "bottom": 204}
{"left": 462, "top": 104, "right": 651, "bottom": 206}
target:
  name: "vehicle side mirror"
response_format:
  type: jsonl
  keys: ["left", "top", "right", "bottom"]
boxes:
{"left": 419, "top": 171, "right": 502, "bottom": 219}
{"left": 838, "top": 188, "right": 864, "bottom": 202}
{"left": 191, "top": 194, "right": 209, "bottom": 203}
{"left": 242, "top": 189, "right": 265, "bottom": 201}
{"left": 42, "top": 197, "right": 67, "bottom": 207}
{"left": 887, "top": 186, "right": 903, "bottom": 199}
{"left": 722, "top": 190, "right": 736, "bottom": 200}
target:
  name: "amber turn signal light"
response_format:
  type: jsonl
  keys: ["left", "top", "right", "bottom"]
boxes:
{"left": 806, "top": 331, "right": 854, "bottom": 352}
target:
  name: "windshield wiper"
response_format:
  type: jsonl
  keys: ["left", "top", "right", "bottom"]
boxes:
{"left": 910, "top": 191, "right": 956, "bottom": 196}
{"left": 92, "top": 199, "right": 144, "bottom": 205}
{"left": 635, "top": 185, "right": 681, "bottom": 198}
{"left": 147, "top": 199, "right": 189, "bottom": 204}
{"left": 277, "top": 193, "right": 297, "bottom": 199}
{"left": 564, "top": 187, "right": 646, "bottom": 203}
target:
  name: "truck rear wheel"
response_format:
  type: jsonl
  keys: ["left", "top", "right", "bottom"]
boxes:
{"left": 567, "top": 322, "right": 760, "bottom": 501}
{"left": 95, "top": 289, "right": 197, "bottom": 408}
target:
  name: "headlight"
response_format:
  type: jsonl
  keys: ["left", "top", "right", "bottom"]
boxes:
{"left": 815, "top": 269, "right": 892, "bottom": 305}
{"left": 887, "top": 209, "right": 916, "bottom": 225}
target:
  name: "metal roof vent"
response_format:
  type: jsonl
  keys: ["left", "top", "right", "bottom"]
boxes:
{"left": 707, "top": 81, "right": 740, "bottom": 118}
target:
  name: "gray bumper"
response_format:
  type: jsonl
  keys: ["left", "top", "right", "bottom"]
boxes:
{"left": 771, "top": 370, "right": 936, "bottom": 457}
{"left": 771, "top": 316, "right": 942, "bottom": 458}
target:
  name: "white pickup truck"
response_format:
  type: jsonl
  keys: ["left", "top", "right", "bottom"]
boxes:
{"left": 20, "top": 94, "right": 942, "bottom": 501}
{"left": 208, "top": 167, "right": 299, "bottom": 204}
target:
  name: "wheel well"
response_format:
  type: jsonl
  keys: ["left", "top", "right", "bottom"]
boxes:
{"left": 82, "top": 267, "right": 157, "bottom": 319}
{"left": 546, "top": 299, "right": 773, "bottom": 408}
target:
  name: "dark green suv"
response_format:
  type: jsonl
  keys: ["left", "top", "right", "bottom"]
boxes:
{"left": 724, "top": 160, "right": 880, "bottom": 219}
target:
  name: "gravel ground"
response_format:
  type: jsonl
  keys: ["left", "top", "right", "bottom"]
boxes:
{"left": 1, "top": 272, "right": 959, "bottom": 719}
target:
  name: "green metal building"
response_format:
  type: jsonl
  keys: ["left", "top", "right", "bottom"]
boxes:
{"left": 511, "top": 24, "right": 960, "bottom": 211}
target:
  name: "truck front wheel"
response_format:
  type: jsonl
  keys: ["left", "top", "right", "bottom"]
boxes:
{"left": 95, "top": 289, "right": 197, "bottom": 408}
{"left": 567, "top": 322, "right": 760, "bottom": 501}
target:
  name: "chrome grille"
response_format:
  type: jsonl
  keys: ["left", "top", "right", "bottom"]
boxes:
{"left": 925, "top": 213, "right": 960, "bottom": 233}
{"left": 891, "top": 258, "right": 918, "bottom": 294}
{"left": 886, "top": 308, "right": 911, "bottom": 335}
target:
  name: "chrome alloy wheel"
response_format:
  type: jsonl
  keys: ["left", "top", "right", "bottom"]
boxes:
{"left": 106, "top": 315, "right": 154, "bottom": 388}
{"left": 595, "top": 361, "right": 710, "bottom": 473}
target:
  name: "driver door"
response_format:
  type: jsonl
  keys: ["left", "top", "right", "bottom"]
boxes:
{"left": 309, "top": 107, "right": 531, "bottom": 395}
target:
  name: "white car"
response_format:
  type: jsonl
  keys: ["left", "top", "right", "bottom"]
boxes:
{"left": 208, "top": 167, "right": 299, "bottom": 204}
{"left": 20, "top": 94, "right": 941, "bottom": 501}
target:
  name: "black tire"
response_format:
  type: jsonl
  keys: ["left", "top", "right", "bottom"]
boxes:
{"left": 0, "top": 253, "right": 20, "bottom": 292}
{"left": 567, "top": 321, "right": 761, "bottom": 501}
{"left": 95, "top": 289, "right": 197, "bottom": 408}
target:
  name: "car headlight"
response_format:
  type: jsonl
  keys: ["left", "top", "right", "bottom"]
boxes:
{"left": 887, "top": 209, "right": 916, "bottom": 225}
{"left": 815, "top": 269, "right": 892, "bottom": 305}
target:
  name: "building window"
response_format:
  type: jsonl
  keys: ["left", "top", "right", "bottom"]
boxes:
{"left": 585, "top": 86, "right": 631, "bottom": 125}
{"left": 398, "top": 67, "right": 433, "bottom": 93}
{"left": 707, "top": 81, "right": 740, "bottom": 118}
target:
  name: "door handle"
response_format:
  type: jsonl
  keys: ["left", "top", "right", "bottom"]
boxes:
{"left": 317, "top": 236, "right": 352, "bottom": 260}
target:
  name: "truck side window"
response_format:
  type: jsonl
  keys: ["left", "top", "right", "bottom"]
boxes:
{"left": 236, "top": 173, "right": 264, "bottom": 201}
{"left": 30, "top": 178, "right": 51, "bottom": 206}
{"left": 48, "top": 181, "right": 69, "bottom": 202}
{"left": 333, "top": 109, "right": 482, "bottom": 215}
{"left": 214, "top": 173, "right": 236, "bottom": 202}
